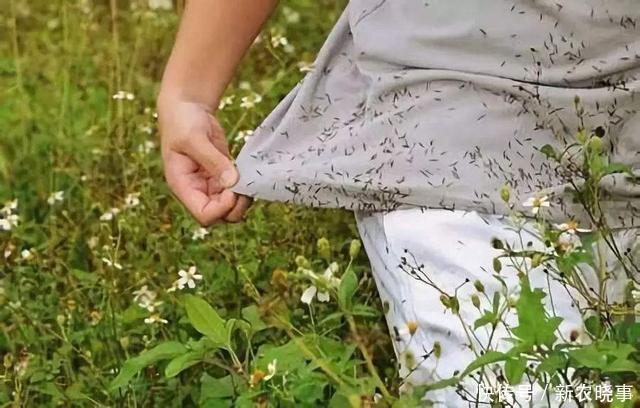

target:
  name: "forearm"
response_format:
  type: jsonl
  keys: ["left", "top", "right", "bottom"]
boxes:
{"left": 158, "top": 0, "right": 278, "bottom": 111}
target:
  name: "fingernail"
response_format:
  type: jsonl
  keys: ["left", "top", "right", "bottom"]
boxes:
{"left": 220, "top": 168, "right": 238, "bottom": 188}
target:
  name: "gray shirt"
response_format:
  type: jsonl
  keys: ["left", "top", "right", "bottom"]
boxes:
{"left": 231, "top": 0, "right": 640, "bottom": 229}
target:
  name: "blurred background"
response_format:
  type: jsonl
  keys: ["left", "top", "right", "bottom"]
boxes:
{"left": 0, "top": 0, "right": 401, "bottom": 406}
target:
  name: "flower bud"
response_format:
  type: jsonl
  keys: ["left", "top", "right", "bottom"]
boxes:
{"left": 449, "top": 296, "right": 460, "bottom": 314}
{"left": 531, "top": 252, "right": 544, "bottom": 268}
{"left": 500, "top": 185, "right": 510, "bottom": 203}
{"left": 406, "top": 321, "right": 418, "bottom": 336}
{"left": 349, "top": 239, "right": 362, "bottom": 259}
{"left": 588, "top": 136, "right": 602, "bottom": 154}
{"left": 316, "top": 237, "right": 331, "bottom": 260}
{"left": 119, "top": 336, "right": 130, "bottom": 350}
{"left": 295, "top": 255, "right": 310, "bottom": 269}
{"left": 433, "top": 341, "right": 442, "bottom": 359}
{"left": 439, "top": 294, "right": 450, "bottom": 308}
{"left": 474, "top": 280, "right": 485, "bottom": 293}
{"left": 491, "top": 238, "right": 504, "bottom": 250}
{"left": 471, "top": 294, "right": 480, "bottom": 309}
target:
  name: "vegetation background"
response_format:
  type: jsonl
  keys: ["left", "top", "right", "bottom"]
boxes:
{"left": 3, "top": 1, "right": 640, "bottom": 407}
{"left": 0, "top": 0, "right": 405, "bottom": 406}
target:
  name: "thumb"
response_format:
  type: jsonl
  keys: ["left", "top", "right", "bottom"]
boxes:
{"left": 185, "top": 133, "right": 238, "bottom": 188}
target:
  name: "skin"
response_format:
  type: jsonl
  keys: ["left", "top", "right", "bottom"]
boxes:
{"left": 157, "top": 0, "right": 279, "bottom": 226}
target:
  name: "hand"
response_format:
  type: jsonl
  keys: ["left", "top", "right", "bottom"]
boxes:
{"left": 158, "top": 98, "right": 252, "bottom": 226}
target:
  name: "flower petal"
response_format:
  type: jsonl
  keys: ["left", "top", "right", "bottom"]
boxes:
{"left": 317, "top": 291, "right": 330, "bottom": 302}
{"left": 300, "top": 286, "right": 317, "bottom": 304}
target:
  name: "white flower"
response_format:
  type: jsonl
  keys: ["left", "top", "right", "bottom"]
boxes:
{"left": 300, "top": 263, "right": 341, "bottom": 304}
{"left": 139, "top": 298, "right": 163, "bottom": 312}
{"left": 148, "top": 0, "right": 172, "bottom": 10}
{"left": 4, "top": 243, "right": 15, "bottom": 258}
{"left": 557, "top": 231, "right": 583, "bottom": 253}
{"left": 234, "top": 130, "right": 253, "bottom": 143}
{"left": 144, "top": 313, "right": 168, "bottom": 325}
{"left": 282, "top": 6, "right": 300, "bottom": 24}
{"left": 553, "top": 220, "right": 591, "bottom": 234}
{"left": 112, "top": 91, "right": 135, "bottom": 101}
{"left": 191, "top": 227, "right": 209, "bottom": 241}
{"left": 99, "top": 207, "right": 121, "bottom": 221}
{"left": 271, "top": 34, "right": 289, "bottom": 49}
{"left": 133, "top": 285, "right": 163, "bottom": 312}
{"left": 140, "top": 125, "right": 153, "bottom": 135}
{"left": 137, "top": 140, "right": 156, "bottom": 154}
{"left": 218, "top": 95, "right": 235, "bottom": 110}
{"left": 177, "top": 266, "right": 203, "bottom": 289}
{"left": 522, "top": 194, "right": 550, "bottom": 215}
{"left": 0, "top": 200, "right": 19, "bottom": 231}
{"left": 124, "top": 193, "right": 141, "bottom": 209}
{"left": 297, "top": 61, "right": 315, "bottom": 73}
{"left": 101, "top": 257, "right": 123, "bottom": 270}
{"left": 87, "top": 236, "right": 99, "bottom": 249}
{"left": 301, "top": 285, "right": 324, "bottom": 304}
{"left": 240, "top": 93, "right": 263, "bottom": 110}
{"left": 1, "top": 199, "right": 18, "bottom": 216}
{"left": 133, "top": 285, "right": 155, "bottom": 303}
{"left": 47, "top": 191, "right": 64, "bottom": 205}
{"left": 632, "top": 289, "right": 640, "bottom": 303}
{"left": 397, "top": 321, "right": 419, "bottom": 339}
{"left": 263, "top": 359, "right": 277, "bottom": 381}
{"left": 0, "top": 216, "right": 18, "bottom": 231}
{"left": 21, "top": 249, "right": 33, "bottom": 260}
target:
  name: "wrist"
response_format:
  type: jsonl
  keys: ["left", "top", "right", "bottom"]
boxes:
{"left": 157, "top": 86, "right": 220, "bottom": 115}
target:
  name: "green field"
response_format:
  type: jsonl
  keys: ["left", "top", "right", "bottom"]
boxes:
{"left": 3, "top": 1, "right": 640, "bottom": 407}
{"left": 0, "top": 0, "right": 407, "bottom": 406}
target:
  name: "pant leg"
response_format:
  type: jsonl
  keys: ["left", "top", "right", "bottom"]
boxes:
{"left": 354, "top": 207, "right": 640, "bottom": 408}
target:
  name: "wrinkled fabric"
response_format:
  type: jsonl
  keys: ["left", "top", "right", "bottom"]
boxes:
{"left": 231, "top": 0, "right": 640, "bottom": 228}
{"left": 354, "top": 207, "right": 640, "bottom": 407}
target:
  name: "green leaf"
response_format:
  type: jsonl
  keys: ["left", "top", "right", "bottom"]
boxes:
{"left": 511, "top": 277, "right": 561, "bottom": 347}
{"left": 256, "top": 340, "right": 308, "bottom": 373}
{"left": 70, "top": 269, "right": 98, "bottom": 283}
{"left": 567, "top": 340, "right": 640, "bottom": 373}
{"left": 184, "top": 295, "right": 227, "bottom": 344}
{"left": 199, "top": 373, "right": 236, "bottom": 405}
{"left": 241, "top": 305, "right": 267, "bottom": 333}
{"left": 584, "top": 315, "right": 603, "bottom": 338}
{"left": 473, "top": 310, "right": 497, "bottom": 330}
{"left": 351, "top": 304, "right": 380, "bottom": 318}
{"left": 165, "top": 351, "right": 204, "bottom": 378}
{"left": 121, "top": 304, "right": 148, "bottom": 324}
{"left": 461, "top": 351, "right": 508, "bottom": 377}
{"left": 422, "top": 376, "right": 461, "bottom": 392}
{"left": 536, "top": 350, "right": 568, "bottom": 377}
{"left": 109, "top": 341, "right": 187, "bottom": 391}
{"left": 504, "top": 358, "right": 527, "bottom": 384}
{"left": 338, "top": 268, "right": 358, "bottom": 311}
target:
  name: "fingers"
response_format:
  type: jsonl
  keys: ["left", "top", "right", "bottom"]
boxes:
{"left": 164, "top": 151, "right": 237, "bottom": 226}
{"left": 224, "top": 195, "right": 253, "bottom": 223}
{"left": 181, "top": 132, "right": 238, "bottom": 189}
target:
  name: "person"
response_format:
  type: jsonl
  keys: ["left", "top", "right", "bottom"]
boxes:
{"left": 158, "top": 1, "right": 640, "bottom": 406}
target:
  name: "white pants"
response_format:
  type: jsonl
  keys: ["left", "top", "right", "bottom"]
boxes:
{"left": 354, "top": 208, "right": 639, "bottom": 407}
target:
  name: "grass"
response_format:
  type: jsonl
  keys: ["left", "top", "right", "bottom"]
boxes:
{"left": 1, "top": 0, "right": 402, "bottom": 405}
